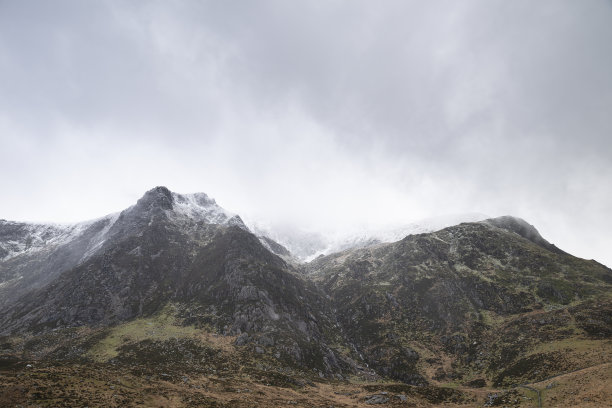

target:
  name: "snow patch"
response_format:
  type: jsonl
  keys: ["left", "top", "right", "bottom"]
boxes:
{"left": 0, "top": 275, "right": 22, "bottom": 289}
{"left": 1, "top": 212, "right": 120, "bottom": 264}
{"left": 251, "top": 213, "right": 489, "bottom": 262}
{"left": 1, "top": 221, "right": 85, "bottom": 261}
{"left": 79, "top": 213, "right": 120, "bottom": 262}
{"left": 170, "top": 192, "right": 247, "bottom": 229}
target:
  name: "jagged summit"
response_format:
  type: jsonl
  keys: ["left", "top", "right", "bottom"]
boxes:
{"left": 130, "top": 186, "right": 244, "bottom": 227}
{"left": 0, "top": 187, "right": 243, "bottom": 264}
{"left": 135, "top": 186, "right": 174, "bottom": 211}
{"left": 135, "top": 186, "right": 222, "bottom": 212}
{"left": 0, "top": 188, "right": 253, "bottom": 311}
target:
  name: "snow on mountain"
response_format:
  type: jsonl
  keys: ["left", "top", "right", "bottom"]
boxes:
{"left": 0, "top": 189, "right": 245, "bottom": 265}
{"left": 250, "top": 213, "right": 490, "bottom": 262}
{"left": 1, "top": 187, "right": 486, "bottom": 267}
{"left": 0, "top": 188, "right": 250, "bottom": 307}
{"left": 78, "top": 213, "right": 121, "bottom": 262}
{"left": 172, "top": 192, "right": 231, "bottom": 223}
{"left": 169, "top": 191, "right": 248, "bottom": 230}
{"left": 0, "top": 216, "right": 117, "bottom": 262}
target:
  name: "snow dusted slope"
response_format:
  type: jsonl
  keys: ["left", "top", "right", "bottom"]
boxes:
{"left": 0, "top": 187, "right": 248, "bottom": 307}
{"left": 0, "top": 221, "right": 72, "bottom": 261}
{"left": 0, "top": 189, "right": 245, "bottom": 265}
{"left": 0, "top": 215, "right": 121, "bottom": 305}
{"left": 170, "top": 191, "right": 247, "bottom": 228}
{"left": 347, "top": 213, "right": 490, "bottom": 248}
{"left": 251, "top": 213, "right": 489, "bottom": 262}
{"left": 0, "top": 215, "right": 119, "bottom": 263}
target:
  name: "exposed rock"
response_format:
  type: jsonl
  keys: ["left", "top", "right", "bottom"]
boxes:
{"left": 234, "top": 333, "right": 250, "bottom": 346}
{"left": 365, "top": 394, "right": 390, "bottom": 404}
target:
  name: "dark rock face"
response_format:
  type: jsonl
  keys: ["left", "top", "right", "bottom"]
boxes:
{"left": 1, "top": 189, "right": 611, "bottom": 387}
{"left": 135, "top": 186, "right": 174, "bottom": 212}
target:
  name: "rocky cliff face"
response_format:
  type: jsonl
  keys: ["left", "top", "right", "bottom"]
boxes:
{"left": 1, "top": 188, "right": 611, "bottom": 391}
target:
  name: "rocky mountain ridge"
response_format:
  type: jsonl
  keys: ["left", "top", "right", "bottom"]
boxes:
{"left": 1, "top": 187, "right": 610, "bottom": 407}
{"left": 249, "top": 212, "right": 490, "bottom": 262}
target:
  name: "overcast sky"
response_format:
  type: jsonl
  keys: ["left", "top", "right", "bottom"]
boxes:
{"left": 1, "top": 0, "right": 611, "bottom": 266}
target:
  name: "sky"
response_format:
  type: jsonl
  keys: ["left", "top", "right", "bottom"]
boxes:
{"left": 1, "top": 0, "right": 611, "bottom": 267}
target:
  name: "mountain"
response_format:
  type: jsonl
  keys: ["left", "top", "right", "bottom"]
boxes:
{"left": 1, "top": 187, "right": 610, "bottom": 407}
{"left": 305, "top": 217, "right": 612, "bottom": 387}
{"left": 0, "top": 188, "right": 242, "bottom": 309}
{"left": 0, "top": 187, "right": 348, "bottom": 374}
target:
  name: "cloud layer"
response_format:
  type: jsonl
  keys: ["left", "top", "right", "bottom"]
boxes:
{"left": 1, "top": 0, "right": 611, "bottom": 266}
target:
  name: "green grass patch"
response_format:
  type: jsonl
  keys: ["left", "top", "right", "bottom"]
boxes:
{"left": 440, "top": 381, "right": 461, "bottom": 389}
{"left": 479, "top": 310, "right": 505, "bottom": 327}
{"left": 86, "top": 304, "right": 200, "bottom": 362}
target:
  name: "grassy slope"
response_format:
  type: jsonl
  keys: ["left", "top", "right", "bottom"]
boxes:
{"left": 1, "top": 299, "right": 610, "bottom": 407}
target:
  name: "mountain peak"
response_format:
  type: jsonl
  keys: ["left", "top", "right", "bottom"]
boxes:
{"left": 133, "top": 187, "right": 229, "bottom": 221}
{"left": 126, "top": 187, "right": 248, "bottom": 230}
{"left": 484, "top": 215, "right": 566, "bottom": 255}
{"left": 136, "top": 186, "right": 174, "bottom": 211}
